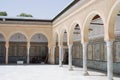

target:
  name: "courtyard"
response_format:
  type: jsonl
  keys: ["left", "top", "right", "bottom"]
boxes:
{"left": 0, "top": 65, "right": 119, "bottom": 80}
{"left": 0, "top": 1, "right": 120, "bottom": 80}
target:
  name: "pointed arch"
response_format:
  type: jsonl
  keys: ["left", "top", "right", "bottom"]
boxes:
{"left": 82, "top": 11, "right": 105, "bottom": 43}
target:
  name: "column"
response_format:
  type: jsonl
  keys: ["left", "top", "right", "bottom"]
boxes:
{"left": 48, "top": 47, "right": 51, "bottom": 54}
{"left": 106, "top": 41, "right": 113, "bottom": 80}
{"left": 82, "top": 43, "right": 89, "bottom": 76}
{"left": 68, "top": 44, "right": 73, "bottom": 70}
{"left": 5, "top": 41, "right": 9, "bottom": 64}
{"left": 27, "top": 42, "right": 30, "bottom": 64}
{"left": 61, "top": 48, "right": 64, "bottom": 62}
{"left": 59, "top": 46, "right": 63, "bottom": 67}
{"left": 52, "top": 46, "right": 55, "bottom": 64}
{"left": 48, "top": 47, "right": 51, "bottom": 63}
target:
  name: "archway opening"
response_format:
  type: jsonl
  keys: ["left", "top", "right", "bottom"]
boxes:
{"left": 113, "top": 10, "right": 120, "bottom": 74}
{"left": 87, "top": 15, "right": 105, "bottom": 70}
{"left": 30, "top": 33, "right": 48, "bottom": 64}
{"left": 71, "top": 24, "right": 82, "bottom": 67}
{"left": 55, "top": 33, "right": 59, "bottom": 64}
{"left": 0, "top": 33, "right": 6, "bottom": 64}
{"left": 62, "top": 30, "right": 68, "bottom": 64}
{"left": 9, "top": 33, "right": 27, "bottom": 64}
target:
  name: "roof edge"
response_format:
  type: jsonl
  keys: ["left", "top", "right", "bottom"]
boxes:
{"left": 0, "top": 0, "right": 80, "bottom": 23}
{"left": 52, "top": 0, "right": 80, "bottom": 22}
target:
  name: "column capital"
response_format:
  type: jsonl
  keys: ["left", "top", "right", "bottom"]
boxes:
{"left": 27, "top": 42, "right": 30, "bottom": 48}
{"left": 67, "top": 44, "right": 73, "bottom": 47}
{"left": 58, "top": 41, "right": 63, "bottom": 47}
{"left": 58, "top": 45, "right": 63, "bottom": 48}
{"left": 48, "top": 42, "right": 57, "bottom": 48}
{"left": 82, "top": 42, "right": 88, "bottom": 48}
{"left": 5, "top": 41, "right": 9, "bottom": 48}
{"left": 106, "top": 41, "right": 114, "bottom": 47}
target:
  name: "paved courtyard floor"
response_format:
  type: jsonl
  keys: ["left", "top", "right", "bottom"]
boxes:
{"left": 0, "top": 65, "right": 119, "bottom": 80}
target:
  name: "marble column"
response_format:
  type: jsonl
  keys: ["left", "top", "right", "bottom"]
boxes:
{"left": 68, "top": 44, "right": 73, "bottom": 70}
{"left": 82, "top": 43, "right": 89, "bottom": 76}
{"left": 52, "top": 46, "right": 55, "bottom": 64}
{"left": 5, "top": 42, "right": 9, "bottom": 64}
{"left": 62, "top": 48, "right": 64, "bottom": 62}
{"left": 48, "top": 47, "right": 51, "bottom": 63}
{"left": 27, "top": 42, "right": 30, "bottom": 64}
{"left": 106, "top": 41, "right": 113, "bottom": 80}
{"left": 59, "top": 46, "right": 63, "bottom": 67}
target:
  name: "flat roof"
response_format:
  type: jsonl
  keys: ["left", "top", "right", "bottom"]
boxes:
{"left": 0, "top": 0, "right": 80, "bottom": 23}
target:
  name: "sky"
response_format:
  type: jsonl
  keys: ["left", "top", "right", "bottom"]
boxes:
{"left": 0, "top": 0, "right": 74, "bottom": 19}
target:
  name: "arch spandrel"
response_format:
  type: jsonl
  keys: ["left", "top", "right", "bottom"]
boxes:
{"left": 0, "top": 31, "right": 7, "bottom": 42}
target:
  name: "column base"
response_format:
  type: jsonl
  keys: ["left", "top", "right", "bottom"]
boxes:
{"left": 83, "top": 71, "right": 89, "bottom": 76}
{"left": 107, "top": 79, "right": 114, "bottom": 80}
{"left": 107, "top": 77, "right": 113, "bottom": 80}
{"left": 27, "top": 61, "right": 29, "bottom": 64}
{"left": 59, "top": 65, "right": 63, "bottom": 67}
{"left": 6, "top": 62, "right": 8, "bottom": 64}
{"left": 69, "top": 67, "right": 73, "bottom": 71}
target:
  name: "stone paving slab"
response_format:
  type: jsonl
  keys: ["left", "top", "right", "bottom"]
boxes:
{"left": 0, "top": 65, "right": 119, "bottom": 80}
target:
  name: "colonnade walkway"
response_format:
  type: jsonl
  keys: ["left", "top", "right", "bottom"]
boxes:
{"left": 0, "top": 65, "right": 119, "bottom": 80}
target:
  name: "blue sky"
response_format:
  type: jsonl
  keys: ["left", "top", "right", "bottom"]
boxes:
{"left": 0, "top": 0, "right": 73, "bottom": 19}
